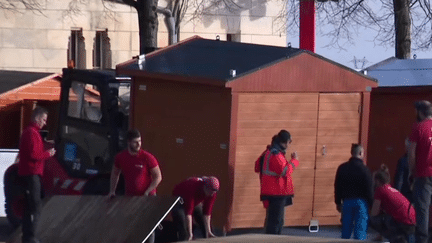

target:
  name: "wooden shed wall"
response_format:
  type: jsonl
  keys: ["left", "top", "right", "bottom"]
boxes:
{"left": 130, "top": 77, "right": 232, "bottom": 228}
{"left": 226, "top": 53, "right": 377, "bottom": 93}
{"left": 367, "top": 87, "right": 431, "bottom": 180}
{"left": 230, "top": 92, "right": 362, "bottom": 228}
{"left": 0, "top": 100, "right": 59, "bottom": 148}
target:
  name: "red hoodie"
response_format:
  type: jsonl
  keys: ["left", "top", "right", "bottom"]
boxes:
{"left": 18, "top": 122, "right": 51, "bottom": 176}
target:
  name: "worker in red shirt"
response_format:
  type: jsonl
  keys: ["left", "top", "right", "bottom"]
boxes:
{"left": 18, "top": 106, "right": 56, "bottom": 243}
{"left": 108, "top": 129, "right": 162, "bottom": 243}
{"left": 255, "top": 129, "right": 299, "bottom": 235}
{"left": 408, "top": 100, "right": 432, "bottom": 243}
{"left": 171, "top": 176, "right": 219, "bottom": 241}
{"left": 370, "top": 164, "right": 415, "bottom": 242}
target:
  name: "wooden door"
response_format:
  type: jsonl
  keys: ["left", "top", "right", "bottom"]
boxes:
{"left": 231, "top": 93, "right": 319, "bottom": 228}
{"left": 312, "top": 93, "right": 361, "bottom": 225}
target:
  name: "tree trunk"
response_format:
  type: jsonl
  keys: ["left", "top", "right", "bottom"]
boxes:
{"left": 394, "top": 0, "right": 411, "bottom": 59}
{"left": 136, "top": 0, "right": 159, "bottom": 54}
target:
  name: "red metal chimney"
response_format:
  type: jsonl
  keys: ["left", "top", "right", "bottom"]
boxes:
{"left": 299, "top": 0, "right": 316, "bottom": 52}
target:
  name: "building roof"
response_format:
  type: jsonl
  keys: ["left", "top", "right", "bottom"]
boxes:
{"left": 363, "top": 57, "right": 432, "bottom": 86}
{"left": 0, "top": 70, "right": 54, "bottom": 94}
{"left": 118, "top": 36, "right": 304, "bottom": 82}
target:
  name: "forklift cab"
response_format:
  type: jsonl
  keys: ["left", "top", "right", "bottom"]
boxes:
{"left": 58, "top": 68, "right": 130, "bottom": 178}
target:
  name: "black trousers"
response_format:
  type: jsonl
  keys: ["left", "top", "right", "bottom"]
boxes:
{"left": 171, "top": 203, "right": 206, "bottom": 241}
{"left": 21, "top": 175, "right": 42, "bottom": 243}
{"left": 369, "top": 214, "right": 415, "bottom": 242}
{"left": 264, "top": 196, "right": 292, "bottom": 235}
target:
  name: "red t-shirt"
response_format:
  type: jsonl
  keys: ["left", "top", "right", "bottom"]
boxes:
{"left": 410, "top": 120, "right": 432, "bottom": 177}
{"left": 374, "top": 184, "right": 415, "bottom": 225}
{"left": 114, "top": 149, "right": 159, "bottom": 196}
{"left": 172, "top": 177, "right": 217, "bottom": 216}
{"left": 18, "top": 123, "right": 51, "bottom": 176}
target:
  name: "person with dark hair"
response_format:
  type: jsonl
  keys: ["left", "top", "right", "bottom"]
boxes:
{"left": 334, "top": 144, "right": 373, "bottom": 240}
{"left": 108, "top": 129, "right": 162, "bottom": 243}
{"left": 370, "top": 164, "right": 416, "bottom": 243}
{"left": 18, "top": 106, "right": 56, "bottom": 243}
{"left": 254, "top": 129, "right": 299, "bottom": 235}
{"left": 171, "top": 176, "right": 220, "bottom": 241}
{"left": 394, "top": 138, "right": 413, "bottom": 202}
{"left": 408, "top": 100, "right": 432, "bottom": 243}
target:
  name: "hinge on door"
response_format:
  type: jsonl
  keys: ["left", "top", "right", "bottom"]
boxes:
{"left": 358, "top": 104, "right": 362, "bottom": 114}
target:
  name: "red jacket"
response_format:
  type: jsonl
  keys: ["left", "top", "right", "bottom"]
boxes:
{"left": 173, "top": 177, "right": 217, "bottom": 216}
{"left": 255, "top": 147, "right": 299, "bottom": 197}
{"left": 18, "top": 123, "right": 51, "bottom": 176}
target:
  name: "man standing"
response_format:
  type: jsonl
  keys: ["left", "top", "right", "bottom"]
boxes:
{"left": 18, "top": 106, "right": 56, "bottom": 243}
{"left": 108, "top": 129, "right": 162, "bottom": 243}
{"left": 334, "top": 144, "right": 373, "bottom": 240}
{"left": 408, "top": 100, "right": 432, "bottom": 243}
{"left": 171, "top": 176, "right": 219, "bottom": 241}
{"left": 254, "top": 129, "right": 299, "bottom": 235}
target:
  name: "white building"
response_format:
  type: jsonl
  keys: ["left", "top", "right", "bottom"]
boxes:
{"left": 0, "top": 0, "right": 287, "bottom": 72}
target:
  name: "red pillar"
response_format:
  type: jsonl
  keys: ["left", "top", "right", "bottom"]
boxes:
{"left": 299, "top": 0, "right": 316, "bottom": 52}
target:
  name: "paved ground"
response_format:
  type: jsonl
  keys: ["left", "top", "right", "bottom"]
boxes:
{"left": 226, "top": 226, "right": 381, "bottom": 242}
{"left": 0, "top": 217, "right": 381, "bottom": 243}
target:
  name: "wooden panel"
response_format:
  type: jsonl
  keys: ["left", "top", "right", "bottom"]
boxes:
{"left": 319, "top": 93, "right": 361, "bottom": 103}
{"left": 236, "top": 145, "right": 316, "bottom": 154}
{"left": 238, "top": 120, "right": 317, "bottom": 129}
{"left": 318, "top": 110, "right": 360, "bottom": 120}
{"left": 235, "top": 152, "right": 316, "bottom": 165}
{"left": 236, "top": 160, "right": 315, "bottom": 170}
{"left": 131, "top": 79, "right": 231, "bottom": 229}
{"left": 234, "top": 93, "right": 319, "bottom": 227}
{"left": 226, "top": 53, "right": 378, "bottom": 93}
{"left": 238, "top": 103, "right": 318, "bottom": 113}
{"left": 238, "top": 93, "right": 319, "bottom": 103}
{"left": 313, "top": 202, "right": 340, "bottom": 217}
{"left": 237, "top": 135, "right": 317, "bottom": 146}
{"left": 238, "top": 111, "right": 318, "bottom": 120}
{"left": 316, "top": 119, "right": 360, "bottom": 128}
{"left": 238, "top": 128, "right": 317, "bottom": 137}
{"left": 317, "top": 127, "right": 358, "bottom": 137}
{"left": 319, "top": 102, "right": 359, "bottom": 111}
{"left": 7, "top": 195, "right": 179, "bottom": 243}
{"left": 312, "top": 93, "right": 361, "bottom": 219}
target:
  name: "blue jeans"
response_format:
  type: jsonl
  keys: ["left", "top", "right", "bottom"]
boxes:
{"left": 341, "top": 198, "right": 369, "bottom": 240}
{"left": 413, "top": 176, "right": 432, "bottom": 243}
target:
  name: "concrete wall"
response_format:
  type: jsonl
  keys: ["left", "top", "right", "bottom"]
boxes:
{"left": 0, "top": 0, "right": 287, "bottom": 72}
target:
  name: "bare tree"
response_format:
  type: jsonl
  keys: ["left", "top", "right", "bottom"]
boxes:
{"left": 279, "top": 0, "right": 432, "bottom": 59}
{"left": 122, "top": 0, "right": 159, "bottom": 54}
{"left": 0, "top": 0, "right": 42, "bottom": 11}
{"left": 165, "top": 0, "right": 240, "bottom": 41}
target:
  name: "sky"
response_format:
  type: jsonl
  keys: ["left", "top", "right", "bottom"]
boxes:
{"left": 286, "top": 26, "right": 432, "bottom": 70}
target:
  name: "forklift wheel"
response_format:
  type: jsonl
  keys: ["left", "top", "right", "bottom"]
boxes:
{"left": 3, "top": 166, "right": 25, "bottom": 228}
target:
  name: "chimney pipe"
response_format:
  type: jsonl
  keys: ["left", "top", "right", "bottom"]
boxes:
{"left": 299, "top": 0, "right": 316, "bottom": 52}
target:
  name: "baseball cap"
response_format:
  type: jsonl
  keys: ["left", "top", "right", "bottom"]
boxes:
{"left": 203, "top": 176, "right": 220, "bottom": 191}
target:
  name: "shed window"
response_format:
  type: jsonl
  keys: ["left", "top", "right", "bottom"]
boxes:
{"left": 93, "top": 29, "right": 111, "bottom": 69}
{"left": 67, "top": 28, "right": 86, "bottom": 69}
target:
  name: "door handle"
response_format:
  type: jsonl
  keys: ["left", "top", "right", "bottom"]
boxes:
{"left": 322, "top": 145, "right": 327, "bottom": 156}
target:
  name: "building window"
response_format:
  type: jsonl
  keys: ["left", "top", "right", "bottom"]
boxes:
{"left": 227, "top": 33, "right": 241, "bottom": 42}
{"left": 93, "top": 29, "right": 111, "bottom": 69}
{"left": 67, "top": 28, "right": 86, "bottom": 69}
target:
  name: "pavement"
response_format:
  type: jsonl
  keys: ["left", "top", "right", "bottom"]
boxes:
{"left": 0, "top": 217, "right": 382, "bottom": 243}
{"left": 225, "top": 225, "right": 381, "bottom": 242}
